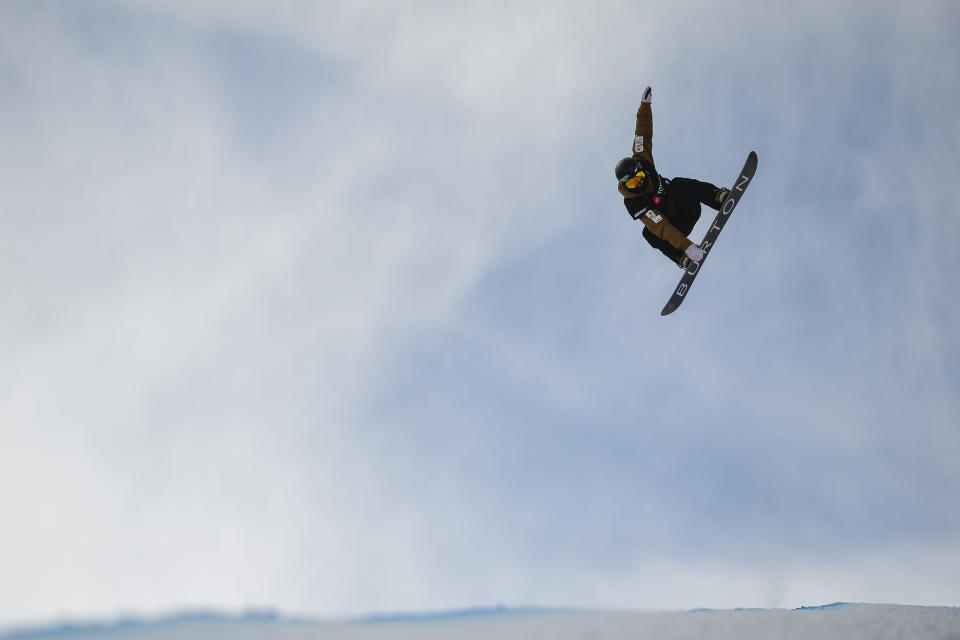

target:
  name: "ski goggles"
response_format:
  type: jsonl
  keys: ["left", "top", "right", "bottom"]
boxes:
{"left": 624, "top": 170, "right": 646, "bottom": 189}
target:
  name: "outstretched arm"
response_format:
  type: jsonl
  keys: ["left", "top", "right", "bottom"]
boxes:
{"left": 632, "top": 86, "right": 654, "bottom": 165}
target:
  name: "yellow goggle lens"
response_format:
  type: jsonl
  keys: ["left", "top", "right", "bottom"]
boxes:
{"left": 625, "top": 170, "right": 646, "bottom": 189}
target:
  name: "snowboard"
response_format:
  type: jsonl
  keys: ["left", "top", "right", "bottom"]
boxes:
{"left": 661, "top": 151, "right": 758, "bottom": 316}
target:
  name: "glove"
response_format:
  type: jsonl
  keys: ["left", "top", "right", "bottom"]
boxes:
{"left": 684, "top": 243, "right": 705, "bottom": 262}
{"left": 641, "top": 86, "right": 652, "bottom": 103}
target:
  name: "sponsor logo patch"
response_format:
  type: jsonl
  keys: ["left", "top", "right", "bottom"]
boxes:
{"left": 633, "top": 135, "right": 644, "bottom": 154}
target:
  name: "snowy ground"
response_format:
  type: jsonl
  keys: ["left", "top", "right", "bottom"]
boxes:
{"left": 4, "top": 604, "right": 960, "bottom": 640}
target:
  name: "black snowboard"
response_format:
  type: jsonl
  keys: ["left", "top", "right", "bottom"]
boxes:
{"left": 661, "top": 151, "right": 758, "bottom": 316}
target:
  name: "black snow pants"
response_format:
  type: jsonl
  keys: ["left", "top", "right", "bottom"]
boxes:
{"left": 642, "top": 177, "right": 723, "bottom": 265}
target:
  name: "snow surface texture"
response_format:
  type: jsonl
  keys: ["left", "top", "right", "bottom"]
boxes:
{"left": 4, "top": 604, "right": 960, "bottom": 640}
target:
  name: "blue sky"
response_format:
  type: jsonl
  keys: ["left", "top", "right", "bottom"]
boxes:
{"left": 1, "top": 0, "right": 959, "bottom": 628}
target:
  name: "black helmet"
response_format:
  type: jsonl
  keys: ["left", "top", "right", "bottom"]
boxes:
{"left": 615, "top": 156, "right": 648, "bottom": 191}
{"left": 615, "top": 157, "right": 639, "bottom": 182}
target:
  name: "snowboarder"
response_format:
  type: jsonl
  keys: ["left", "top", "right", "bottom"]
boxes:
{"left": 616, "top": 86, "right": 730, "bottom": 268}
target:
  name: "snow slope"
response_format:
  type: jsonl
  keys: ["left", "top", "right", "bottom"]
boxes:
{"left": 3, "top": 604, "right": 959, "bottom": 640}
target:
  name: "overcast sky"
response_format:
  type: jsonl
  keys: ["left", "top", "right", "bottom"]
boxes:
{"left": 2, "top": 0, "right": 959, "bottom": 629}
